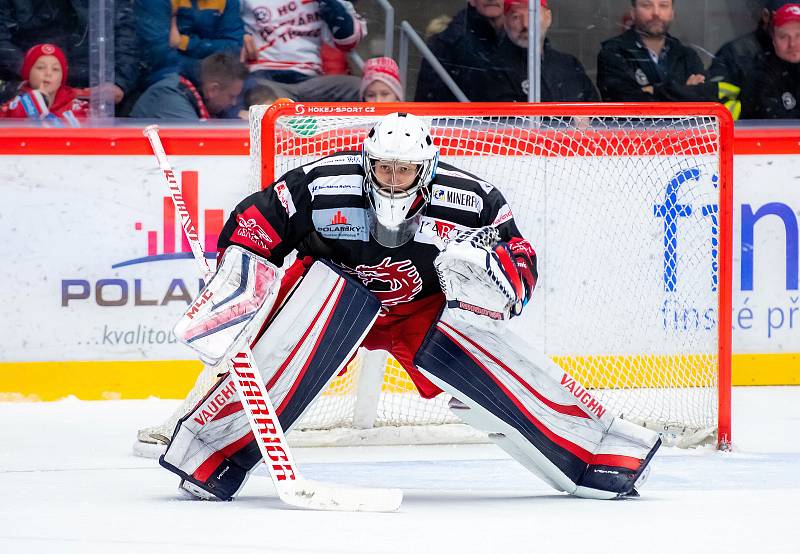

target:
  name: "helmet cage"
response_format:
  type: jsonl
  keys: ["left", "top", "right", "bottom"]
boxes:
{"left": 361, "top": 112, "right": 439, "bottom": 247}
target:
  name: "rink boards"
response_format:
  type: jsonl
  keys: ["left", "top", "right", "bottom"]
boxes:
{"left": 0, "top": 127, "right": 798, "bottom": 399}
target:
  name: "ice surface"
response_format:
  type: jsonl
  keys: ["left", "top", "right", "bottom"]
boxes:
{"left": 1, "top": 387, "right": 798, "bottom": 553}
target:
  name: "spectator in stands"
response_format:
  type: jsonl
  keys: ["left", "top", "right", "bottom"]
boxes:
{"left": 135, "top": 0, "right": 243, "bottom": 87}
{"left": 360, "top": 57, "right": 403, "bottom": 102}
{"left": 744, "top": 3, "right": 800, "bottom": 118}
{"left": 130, "top": 52, "right": 246, "bottom": 120}
{"left": 237, "top": 82, "right": 283, "bottom": 119}
{"left": 414, "top": 0, "right": 505, "bottom": 102}
{"left": 0, "top": 0, "right": 139, "bottom": 109}
{"left": 476, "top": 0, "right": 598, "bottom": 102}
{"left": 0, "top": 43, "right": 88, "bottom": 125}
{"left": 425, "top": 15, "right": 453, "bottom": 39}
{"left": 237, "top": 0, "right": 365, "bottom": 104}
{"left": 596, "top": 0, "right": 717, "bottom": 102}
{"left": 709, "top": 1, "right": 792, "bottom": 120}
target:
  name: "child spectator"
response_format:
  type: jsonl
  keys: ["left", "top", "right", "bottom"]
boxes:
{"left": 237, "top": 82, "right": 282, "bottom": 119}
{"left": 0, "top": 1, "right": 139, "bottom": 110}
{"left": 360, "top": 57, "right": 404, "bottom": 102}
{"left": 130, "top": 52, "right": 247, "bottom": 120}
{"left": 0, "top": 43, "right": 88, "bottom": 126}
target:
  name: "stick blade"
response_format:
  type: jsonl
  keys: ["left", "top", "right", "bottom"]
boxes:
{"left": 280, "top": 479, "right": 403, "bottom": 512}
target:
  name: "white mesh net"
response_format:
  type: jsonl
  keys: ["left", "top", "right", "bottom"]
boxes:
{"left": 250, "top": 104, "right": 730, "bottom": 448}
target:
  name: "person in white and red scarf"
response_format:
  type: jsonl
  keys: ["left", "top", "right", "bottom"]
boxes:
{"left": 223, "top": 0, "right": 366, "bottom": 115}
{"left": 131, "top": 52, "right": 247, "bottom": 120}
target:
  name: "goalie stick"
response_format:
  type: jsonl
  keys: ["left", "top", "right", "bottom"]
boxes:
{"left": 143, "top": 125, "right": 403, "bottom": 512}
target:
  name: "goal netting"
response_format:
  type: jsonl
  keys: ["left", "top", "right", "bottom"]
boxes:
{"left": 249, "top": 102, "right": 733, "bottom": 449}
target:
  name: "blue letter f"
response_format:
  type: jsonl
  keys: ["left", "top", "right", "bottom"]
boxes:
{"left": 654, "top": 168, "right": 698, "bottom": 292}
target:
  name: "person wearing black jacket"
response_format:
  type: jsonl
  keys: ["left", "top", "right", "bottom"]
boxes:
{"left": 709, "top": 1, "right": 793, "bottom": 119}
{"left": 477, "top": 0, "right": 598, "bottom": 102}
{"left": 414, "top": 0, "right": 505, "bottom": 102}
{"left": 744, "top": 3, "right": 800, "bottom": 119}
{"left": 0, "top": 0, "right": 140, "bottom": 107}
{"left": 596, "top": 0, "right": 716, "bottom": 103}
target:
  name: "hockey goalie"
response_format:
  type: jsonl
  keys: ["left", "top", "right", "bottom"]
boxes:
{"left": 153, "top": 112, "right": 660, "bottom": 501}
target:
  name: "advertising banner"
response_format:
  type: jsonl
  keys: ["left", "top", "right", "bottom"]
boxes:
{"left": 1, "top": 155, "right": 248, "bottom": 362}
{"left": 1, "top": 133, "right": 799, "bottom": 396}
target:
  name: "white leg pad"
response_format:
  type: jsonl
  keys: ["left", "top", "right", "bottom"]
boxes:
{"left": 416, "top": 310, "right": 661, "bottom": 499}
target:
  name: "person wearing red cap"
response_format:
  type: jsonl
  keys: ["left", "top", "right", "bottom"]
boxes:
{"left": 745, "top": 3, "right": 800, "bottom": 118}
{"left": 0, "top": 43, "right": 88, "bottom": 126}
{"left": 597, "top": 0, "right": 717, "bottom": 103}
{"left": 360, "top": 57, "right": 404, "bottom": 102}
{"left": 474, "top": 0, "right": 598, "bottom": 102}
{"left": 709, "top": 1, "right": 796, "bottom": 120}
{"left": 0, "top": 2, "right": 139, "bottom": 110}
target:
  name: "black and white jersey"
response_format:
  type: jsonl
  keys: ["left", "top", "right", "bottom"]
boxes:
{"left": 219, "top": 151, "right": 535, "bottom": 307}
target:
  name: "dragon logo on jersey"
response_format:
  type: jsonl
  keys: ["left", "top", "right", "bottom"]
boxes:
{"left": 348, "top": 257, "right": 423, "bottom": 306}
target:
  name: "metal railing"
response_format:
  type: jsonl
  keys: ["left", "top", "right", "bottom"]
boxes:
{"left": 528, "top": 1, "right": 542, "bottom": 102}
{"left": 376, "top": 0, "right": 395, "bottom": 58}
{"left": 397, "top": 20, "right": 469, "bottom": 102}
{"left": 350, "top": 0, "right": 395, "bottom": 74}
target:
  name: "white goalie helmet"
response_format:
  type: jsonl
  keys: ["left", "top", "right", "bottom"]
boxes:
{"left": 362, "top": 112, "right": 439, "bottom": 247}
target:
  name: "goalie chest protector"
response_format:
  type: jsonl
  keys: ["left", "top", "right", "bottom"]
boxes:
{"left": 293, "top": 155, "right": 527, "bottom": 308}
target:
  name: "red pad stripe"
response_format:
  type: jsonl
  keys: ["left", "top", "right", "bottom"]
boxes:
{"left": 264, "top": 277, "right": 342, "bottom": 392}
{"left": 593, "top": 453, "right": 642, "bottom": 471}
{"left": 192, "top": 428, "right": 254, "bottom": 483}
{"left": 276, "top": 280, "right": 345, "bottom": 414}
{"left": 439, "top": 322, "right": 588, "bottom": 419}
{"left": 211, "top": 400, "right": 243, "bottom": 422}
{"left": 437, "top": 322, "right": 643, "bottom": 472}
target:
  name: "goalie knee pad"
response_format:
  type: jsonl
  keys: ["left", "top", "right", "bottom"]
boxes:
{"left": 416, "top": 311, "right": 661, "bottom": 499}
{"left": 161, "top": 260, "right": 381, "bottom": 500}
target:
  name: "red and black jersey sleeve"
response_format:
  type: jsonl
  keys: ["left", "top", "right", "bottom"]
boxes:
{"left": 217, "top": 164, "right": 316, "bottom": 266}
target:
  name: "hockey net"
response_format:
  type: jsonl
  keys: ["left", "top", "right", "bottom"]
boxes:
{"left": 249, "top": 102, "right": 733, "bottom": 449}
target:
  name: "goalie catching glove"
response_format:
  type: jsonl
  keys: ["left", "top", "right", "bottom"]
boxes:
{"left": 434, "top": 227, "right": 536, "bottom": 326}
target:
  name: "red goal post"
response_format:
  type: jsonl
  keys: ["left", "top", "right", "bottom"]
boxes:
{"left": 251, "top": 102, "right": 733, "bottom": 449}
